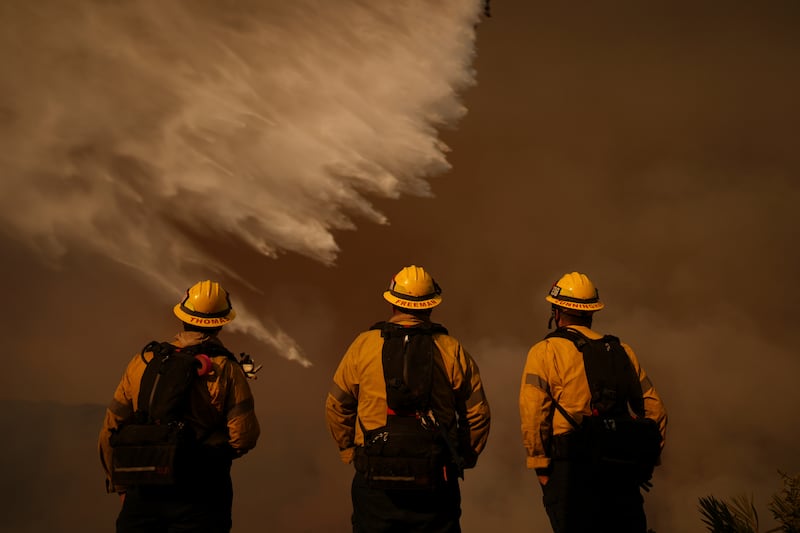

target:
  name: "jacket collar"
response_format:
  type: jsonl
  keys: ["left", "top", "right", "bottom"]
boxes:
{"left": 388, "top": 312, "right": 431, "bottom": 328}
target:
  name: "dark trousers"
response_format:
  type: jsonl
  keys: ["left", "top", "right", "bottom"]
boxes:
{"left": 542, "top": 459, "right": 646, "bottom": 533}
{"left": 351, "top": 470, "right": 462, "bottom": 533}
{"left": 116, "top": 476, "right": 234, "bottom": 533}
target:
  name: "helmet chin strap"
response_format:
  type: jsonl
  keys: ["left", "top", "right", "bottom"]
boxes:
{"left": 548, "top": 307, "right": 557, "bottom": 329}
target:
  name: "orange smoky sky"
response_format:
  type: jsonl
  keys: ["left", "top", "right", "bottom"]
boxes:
{"left": 1, "top": 1, "right": 799, "bottom": 532}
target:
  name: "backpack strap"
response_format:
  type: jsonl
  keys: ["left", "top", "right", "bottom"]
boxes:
{"left": 176, "top": 341, "right": 236, "bottom": 361}
{"left": 192, "top": 342, "right": 236, "bottom": 361}
{"left": 138, "top": 340, "right": 235, "bottom": 362}
{"left": 369, "top": 321, "right": 448, "bottom": 336}
{"left": 544, "top": 327, "right": 589, "bottom": 348}
{"left": 136, "top": 341, "right": 176, "bottom": 422}
{"left": 138, "top": 340, "right": 166, "bottom": 364}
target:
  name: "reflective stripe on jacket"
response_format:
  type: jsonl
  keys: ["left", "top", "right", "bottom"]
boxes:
{"left": 325, "top": 313, "right": 491, "bottom": 467}
{"left": 98, "top": 331, "right": 260, "bottom": 493}
{"left": 519, "top": 325, "right": 667, "bottom": 471}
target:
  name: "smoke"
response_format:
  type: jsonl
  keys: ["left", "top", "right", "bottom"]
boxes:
{"left": 0, "top": 0, "right": 485, "bottom": 365}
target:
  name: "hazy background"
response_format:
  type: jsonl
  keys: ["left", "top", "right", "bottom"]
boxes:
{"left": 1, "top": 1, "right": 799, "bottom": 532}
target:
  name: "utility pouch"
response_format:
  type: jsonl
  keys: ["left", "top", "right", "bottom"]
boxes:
{"left": 356, "top": 416, "right": 445, "bottom": 490}
{"left": 109, "top": 423, "right": 187, "bottom": 486}
{"left": 557, "top": 415, "right": 661, "bottom": 483}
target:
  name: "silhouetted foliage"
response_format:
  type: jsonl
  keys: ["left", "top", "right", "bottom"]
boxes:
{"left": 699, "top": 471, "right": 800, "bottom": 533}
{"left": 769, "top": 471, "right": 800, "bottom": 532}
{"left": 699, "top": 494, "right": 759, "bottom": 533}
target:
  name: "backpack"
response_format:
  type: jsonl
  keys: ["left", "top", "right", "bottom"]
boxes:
{"left": 354, "top": 321, "right": 456, "bottom": 490}
{"left": 109, "top": 340, "right": 234, "bottom": 486}
{"left": 546, "top": 328, "right": 662, "bottom": 483}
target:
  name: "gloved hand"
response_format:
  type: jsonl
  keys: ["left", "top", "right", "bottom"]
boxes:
{"left": 535, "top": 467, "right": 551, "bottom": 487}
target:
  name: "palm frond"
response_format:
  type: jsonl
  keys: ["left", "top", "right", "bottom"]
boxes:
{"left": 698, "top": 494, "right": 758, "bottom": 533}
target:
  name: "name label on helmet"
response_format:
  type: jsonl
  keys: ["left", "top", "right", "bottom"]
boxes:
{"left": 186, "top": 316, "right": 228, "bottom": 326}
{"left": 563, "top": 302, "right": 600, "bottom": 310}
{"left": 387, "top": 297, "right": 438, "bottom": 309}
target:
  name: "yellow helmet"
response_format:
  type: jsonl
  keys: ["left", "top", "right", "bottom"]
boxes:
{"left": 545, "top": 272, "right": 604, "bottom": 312}
{"left": 173, "top": 280, "right": 236, "bottom": 327}
{"left": 383, "top": 265, "right": 442, "bottom": 309}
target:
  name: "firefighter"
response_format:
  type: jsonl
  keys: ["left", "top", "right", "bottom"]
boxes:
{"left": 519, "top": 272, "right": 668, "bottom": 533}
{"left": 326, "top": 265, "right": 491, "bottom": 533}
{"left": 98, "top": 280, "right": 260, "bottom": 533}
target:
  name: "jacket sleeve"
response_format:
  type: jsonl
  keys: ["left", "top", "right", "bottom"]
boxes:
{"left": 97, "top": 354, "right": 141, "bottom": 493}
{"left": 223, "top": 359, "right": 260, "bottom": 456}
{"left": 325, "top": 339, "right": 361, "bottom": 465}
{"left": 623, "top": 343, "right": 668, "bottom": 450}
{"left": 456, "top": 347, "right": 491, "bottom": 468}
{"left": 519, "top": 340, "right": 554, "bottom": 471}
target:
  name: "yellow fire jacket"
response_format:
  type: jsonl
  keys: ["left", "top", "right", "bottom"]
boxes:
{"left": 519, "top": 325, "right": 667, "bottom": 471}
{"left": 326, "top": 313, "right": 491, "bottom": 468}
{"left": 98, "top": 331, "right": 260, "bottom": 493}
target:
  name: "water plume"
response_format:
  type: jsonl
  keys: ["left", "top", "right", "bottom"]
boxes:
{"left": 0, "top": 0, "right": 486, "bottom": 364}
